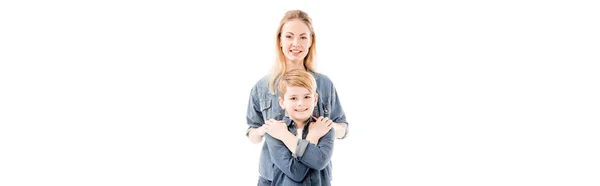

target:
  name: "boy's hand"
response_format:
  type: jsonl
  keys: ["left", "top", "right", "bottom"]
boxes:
{"left": 266, "top": 119, "right": 289, "bottom": 140}
{"left": 308, "top": 116, "right": 333, "bottom": 139}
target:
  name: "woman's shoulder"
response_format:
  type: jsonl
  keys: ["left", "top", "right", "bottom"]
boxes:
{"left": 250, "top": 74, "right": 271, "bottom": 93}
{"left": 254, "top": 74, "right": 270, "bottom": 86}
{"left": 310, "top": 71, "right": 334, "bottom": 86}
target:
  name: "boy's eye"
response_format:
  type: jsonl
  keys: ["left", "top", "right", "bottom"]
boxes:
{"left": 301, "top": 36, "right": 307, "bottom": 39}
{"left": 290, "top": 97, "right": 296, "bottom": 100}
{"left": 304, "top": 96, "right": 311, "bottom": 99}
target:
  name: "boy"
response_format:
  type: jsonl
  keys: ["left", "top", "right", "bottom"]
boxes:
{"left": 261, "top": 69, "right": 335, "bottom": 186}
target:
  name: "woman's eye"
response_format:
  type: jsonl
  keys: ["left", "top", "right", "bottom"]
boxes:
{"left": 290, "top": 97, "right": 296, "bottom": 100}
{"left": 301, "top": 36, "right": 307, "bottom": 39}
{"left": 285, "top": 35, "right": 292, "bottom": 38}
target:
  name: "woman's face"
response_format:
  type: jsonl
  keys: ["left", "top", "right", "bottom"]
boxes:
{"left": 280, "top": 19, "right": 312, "bottom": 64}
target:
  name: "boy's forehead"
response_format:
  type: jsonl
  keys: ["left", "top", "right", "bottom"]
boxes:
{"left": 284, "top": 86, "right": 313, "bottom": 95}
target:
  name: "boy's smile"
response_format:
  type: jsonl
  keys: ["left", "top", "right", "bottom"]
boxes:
{"left": 279, "top": 86, "right": 318, "bottom": 124}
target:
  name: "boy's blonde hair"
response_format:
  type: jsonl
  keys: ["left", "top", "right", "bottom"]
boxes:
{"left": 277, "top": 70, "right": 317, "bottom": 97}
{"left": 269, "top": 9, "right": 318, "bottom": 94}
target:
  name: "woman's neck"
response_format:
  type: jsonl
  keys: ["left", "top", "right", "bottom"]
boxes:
{"left": 286, "top": 60, "right": 305, "bottom": 72}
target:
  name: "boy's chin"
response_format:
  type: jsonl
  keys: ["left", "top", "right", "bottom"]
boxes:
{"left": 289, "top": 113, "right": 311, "bottom": 121}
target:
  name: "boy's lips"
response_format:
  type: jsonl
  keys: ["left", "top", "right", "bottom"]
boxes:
{"left": 294, "top": 108, "right": 309, "bottom": 112}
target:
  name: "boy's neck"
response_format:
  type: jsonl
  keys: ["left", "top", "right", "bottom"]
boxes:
{"left": 292, "top": 118, "right": 309, "bottom": 129}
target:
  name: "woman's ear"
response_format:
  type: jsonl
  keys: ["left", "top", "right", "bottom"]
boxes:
{"left": 314, "top": 93, "right": 318, "bottom": 105}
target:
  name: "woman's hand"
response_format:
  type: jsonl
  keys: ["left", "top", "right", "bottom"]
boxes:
{"left": 255, "top": 123, "right": 271, "bottom": 137}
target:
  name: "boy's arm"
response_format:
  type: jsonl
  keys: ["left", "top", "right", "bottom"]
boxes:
{"left": 265, "top": 134, "right": 310, "bottom": 182}
{"left": 296, "top": 128, "right": 335, "bottom": 170}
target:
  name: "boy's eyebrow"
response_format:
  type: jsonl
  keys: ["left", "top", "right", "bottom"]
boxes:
{"left": 286, "top": 93, "right": 311, "bottom": 97}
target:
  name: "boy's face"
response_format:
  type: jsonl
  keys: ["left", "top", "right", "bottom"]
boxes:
{"left": 279, "top": 86, "right": 318, "bottom": 121}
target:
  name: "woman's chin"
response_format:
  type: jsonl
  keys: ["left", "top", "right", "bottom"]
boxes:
{"left": 285, "top": 56, "right": 305, "bottom": 63}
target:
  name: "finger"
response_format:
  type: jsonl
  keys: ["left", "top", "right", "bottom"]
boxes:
{"left": 327, "top": 121, "right": 334, "bottom": 129}
{"left": 319, "top": 118, "right": 326, "bottom": 125}
{"left": 325, "top": 119, "right": 333, "bottom": 127}
{"left": 311, "top": 115, "right": 318, "bottom": 121}
{"left": 320, "top": 117, "right": 330, "bottom": 125}
{"left": 326, "top": 119, "right": 333, "bottom": 124}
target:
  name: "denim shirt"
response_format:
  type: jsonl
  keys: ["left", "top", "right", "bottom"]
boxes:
{"left": 246, "top": 71, "right": 348, "bottom": 182}
{"left": 265, "top": 116, "right": 335, "bottom": 186}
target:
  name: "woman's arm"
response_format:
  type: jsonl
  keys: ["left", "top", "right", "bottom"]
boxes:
{"left": 247, "top": 127, "right": 266, "bottom": 144}
{"left": 328, "top": 81, "right": 349, "bottom": 139}
{"left": 246, "top": 86, "right": 266, "bottom": 144}
{"left": 334, "top": 122, "right": 348, "bottom": 139}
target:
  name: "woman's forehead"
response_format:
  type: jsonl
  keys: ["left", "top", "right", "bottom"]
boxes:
{"left": 282, "top": 20, "right": 310, "bottom": 34}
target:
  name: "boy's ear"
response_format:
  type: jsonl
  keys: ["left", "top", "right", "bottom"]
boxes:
{"left": 314, "top": 93, "right": 318, "bottom": 105}
{"left": 278, "top": 97, "right": 284, "bottom": 109}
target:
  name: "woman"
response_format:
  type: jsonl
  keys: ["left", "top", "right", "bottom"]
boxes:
{"left": 245, "top": 9, "right": 349, "bottom": 185}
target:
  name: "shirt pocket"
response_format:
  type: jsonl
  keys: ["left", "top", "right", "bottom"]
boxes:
{"left": 259, "top": 97, "right": 275, "bottom": 120}
{"left": 259, "top": 98, "right": 272, "bottom": 111}
{"left": 316, "top": 97, "right": 330, "bottom": 118}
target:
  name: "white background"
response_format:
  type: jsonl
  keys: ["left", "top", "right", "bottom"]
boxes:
{"left": 1, "top": 0, "right": 599, "bottom": 185}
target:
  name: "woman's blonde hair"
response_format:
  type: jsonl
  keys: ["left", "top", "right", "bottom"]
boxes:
{"left": 269, "top": 9, "right": 317, "bottom": 94}
{"left": 278, "top": 69, "right": 317, "bottom": 97}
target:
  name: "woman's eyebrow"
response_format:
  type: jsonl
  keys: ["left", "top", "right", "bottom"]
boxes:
{"left": 284, "top": 32, "right": 308, "bottom": 36}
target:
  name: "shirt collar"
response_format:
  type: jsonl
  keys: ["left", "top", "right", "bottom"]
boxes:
{"left": 283, "top": 115, "right": 317, "bottom": 127}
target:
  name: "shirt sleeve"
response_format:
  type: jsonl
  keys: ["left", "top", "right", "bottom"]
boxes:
{"left": 328, "top": 81, "right": 349, "bottom": 139}
{"left": 265, "top": 134, "right": 311, "bottom": 182}
{"left": 295, "top": 128, "right": 335, "bottom": 170}
{"left": 246, "top": 85, "right": 264, "bottom": 136}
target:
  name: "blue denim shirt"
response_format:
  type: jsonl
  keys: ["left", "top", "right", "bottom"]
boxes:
{"left": 246, "top": 71, "right": 348, "bottom": 182}
{"left": 266, "top": 116, "right": 335, "bottom": 186}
